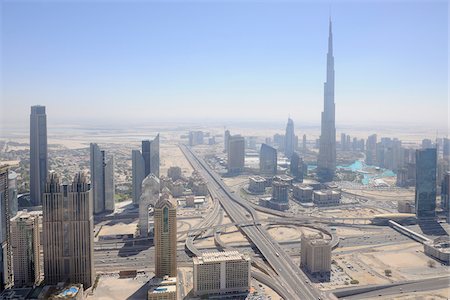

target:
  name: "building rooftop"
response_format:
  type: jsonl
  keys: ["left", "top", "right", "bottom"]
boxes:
{"left": 148, "top": 276, "right": 177, "bottom": 294}
{"left": 313, "top": 190, "right": 340, "bottom": 196}
{"left": 194, "top": 250, "right": 250, "bottom": 264}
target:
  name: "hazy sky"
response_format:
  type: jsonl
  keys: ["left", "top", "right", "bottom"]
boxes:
{"left": 0, "top": 0, "right": 448, "bottom": 129}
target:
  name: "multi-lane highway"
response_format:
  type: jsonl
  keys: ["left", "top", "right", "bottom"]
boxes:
{"left": 181, "top": 145, "right": 324, "bottom": 300}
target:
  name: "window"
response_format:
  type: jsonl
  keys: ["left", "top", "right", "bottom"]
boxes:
{"left": 163, "top": 207, "right": 169, "bottom": 233}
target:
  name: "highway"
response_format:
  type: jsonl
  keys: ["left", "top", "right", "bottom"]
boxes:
{"left": 181, "top": 145, "right": 324, "bottom": 300}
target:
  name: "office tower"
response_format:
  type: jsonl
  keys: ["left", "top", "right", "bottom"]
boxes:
{"left": 193, "top": 251, "right": 251, "bottom": 297}
{"left": 290, "top": 152, "right": 305, "bottom": 182}
{"left": 340, "top": 133, "right": 346, "bottom": 150}
{"left": 189, "top": 131, "right": 204, "bottom": 146}
{"left": 8, "top": 171, "right": 18, "bottom": 218}
{"left": 132, "top": 150, "right": 145, "bottom": 206}
{"left": 269, "top": 180, "right": 289, "bottom": 211}
{"left": 142, "top": 134, "right": 160, "bottom": 178}
{"left": 224, "top": 130, "right": 230, "bottom": 152}
{"left": 42, "top": 172, "right": 94, "bottom": 288}
{"left": 139, "top": 174, "right": 160, "bottom": 237}
{"left": 227, "top": 135, "right": 245, "bottom": 174}
{"left": 300, "top": 234, "right": 331, "bottom": 275}
{"left": 443, "top": 138, "right": 450, "bottom": 162}
{"left": 415, "top": 148, "right": 437, "bottom": 219}
{"left": 30, "top": 105, "right": 48, "bottom": 206}
{"left": 90, "top": 143, "right": 115, "bottom": 214}
{"left": 11, "top": 210, "right": 41, "bottom": 287}
{"left": 259, "top": 143, "right": 277, "bottom": 176}
{"left": 154, "top": 194, "right": 177, "bottom": 278}
{"left": 442, "top": 172, "right": 450, "bottom": 222}
{"left": 284, "top": 118, "right": 295, "bottom": 159}
{"left": 317, "top": 19, "right": 336, "bottom": 182}
{"left": 302, "top": 134, "right": 307, "bottom": 152}
{"left": 366, "top": 134, "right": 377, "bottom": 165}
{"left": 0, "top": 166, "right": 13, "bottom": 291}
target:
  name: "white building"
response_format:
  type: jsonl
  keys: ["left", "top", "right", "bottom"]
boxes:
{"left": 313, "top": 190, "right": 341, "bottom": 206}
{"left": 193, "top": 251, "right": 251, "bottom": 297}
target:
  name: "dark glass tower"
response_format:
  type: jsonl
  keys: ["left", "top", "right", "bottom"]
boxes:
{"left": 30, "top": 105, "right": 48, "bottom": 205}
{"left": 415, "top": 148, "right": 437, "bottom": 219}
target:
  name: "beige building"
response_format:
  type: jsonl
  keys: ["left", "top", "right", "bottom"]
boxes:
{"left": 313, "top": 190, "right": 341, "bottom": 206}
{"left": 248, "top": 176, "right": 266, "bottom": 194}
{"left": 154, "top": 194, "right": 177, "bottom": 278}
{"left": 42, "top": 172, "right": 94, "bottom": 288}
{"left": 0, "top": 165, "right": 13, "bottom": 291}
{"left": 398, "top": 200, "right": 414, "bottom": 213}
{"left": 10, "top": 210, "right": 41, "bottom": 287}
{"left": 193, "top": 251, "right": 251, "bottom": 297}
{"left": 147, "top": 276, "right": 177, "bottom": 300}
{"left": 300, "top": 234, "right": 332, "bottom": 275}
{"left": 293, "top": 184, "right": 313, "bottom": 202}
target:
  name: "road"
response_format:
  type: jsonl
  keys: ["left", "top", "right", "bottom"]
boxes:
{"left": 181, "top": 145, "right": 323, "bottom": 300}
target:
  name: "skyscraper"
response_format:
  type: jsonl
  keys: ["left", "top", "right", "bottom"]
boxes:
{"left": 11, "top": 210, "right": 41, "bottom": 287}
{"left": 284, "top": 118, "right": 296, "bottom": 159}
{"left": 132, "top": 150, "right": 145, "bottom": 206}
{"left": 142, "top": 134, "right": 160, "bottom": 178}
{"left": 442, "top": 172, "right": 450, "bottom": 223}
{"left": 154, "top": 194, "right": 177, "bottom": 278}
{"left": 317, "top": 19, "right": 336, "bottom": 183}
{"left": 290, "top": 152, "right": 306, "bottom": 182}
{"left": 139, "top": 174, "right": 160, "bottom": 237}
{"left": 30, "top": 105, "right": 48, "bottom": 205}
{"left": 42, "top": 172, "right": 94, "bottom": 288}
{"left": 415, "top": 148, "right": 437, "bottom": 219}
{"left": 224, "top": 130, "right": 230, "bottom": 152}
{"left": 366, "top": 134, "right": 377, "bottom": 165}
{"left": 0, "top": 165, "right": 13, "bottom": 291}
{"left": 259, "top": 143, "right": 277, "bottom": 176}
{"left": 90, "top": 143, "right": 115, "bottom": 214}
{"left": 227, "top": 135, "right": 245, "bottom": 174}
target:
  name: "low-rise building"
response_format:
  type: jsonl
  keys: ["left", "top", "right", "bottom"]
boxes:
{"left": 313, "top": 190, "right": 341, "bottom": 207}
{"left": 147, "top": 276, "right": 177, "bottom": 300}
{"left": 300, "top": 234, "right": 332, "bottom": 275}
{"left": 398, "top": 200, "right": 415, "bottom": 213}
{"left": 193, "top": 251, "right": 251, "bottom": 297}
{"left": 424, "top": 237, "right": 450, "bottom": 264}
{"left": 192, "top": 180, "right": 208, "bottom": 196}
{"left": 167, "top": 167, "right": 182, "bottom": 181}
{"left": 269, "top": 180, "right": 289, "bottom": 211}
{"left": 170, "top": 180, "right": 185, "bottom": 197}
{"left": 248, "top": 176, "right": 266, "bottom": 194}
{"left": 293, "top": 184, "right": 313, "bottom": 202}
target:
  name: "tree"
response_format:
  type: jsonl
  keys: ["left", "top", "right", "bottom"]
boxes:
{"left": 384, "top": 269, "right": 392, "bottom": 277}
{"left": 427, "top": 260, "right": 436, "bottom": 268}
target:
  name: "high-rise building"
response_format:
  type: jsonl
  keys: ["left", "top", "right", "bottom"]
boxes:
{"left": 227, "top": 135, "right": 245, "bottom": 174}
{"left": 193, "top": 251, "right": 251, "bottom": 297}
{"left": 302, "top": 134, "right": 307, "bottom": 152}
{"left": 300, "top": 234, "right": 331, "bottom": 275}
{"left": 0, "top": 166, "right": 13, "bottom": 291}
{"left": 189, "top": 131, "right": 204, "bottom": 146}
{"left": 10, "top": 210, "right": 41, "bottom": 287}
{"left": 224, "top": 130, "right": 230, "bottom": 152}
{"left": 415, "top": 148, "right": 437, "bottom": 219}
{"left": 139, "top": 174, "right": 160, "bottom": 237}
{"left": 290, "top": 152, "right": 306, "bottom": 182}
{"left": 340, "top": 133, "right": 346, "bottom": 150}
{"left": 284, "top": 118, "right": 296, "bottom": 159}
{"left": 90, "top": 143, "right": 115, "bottom": 214}
{"left": 366, "top": 134, "right": 377, "bottom": 165}
{"left": 441, "top": 172, "right": 450, "bottom": 222}
{"left": 30, "top": 105, "right": 48, "bottom": 206}
{"left": 259, "top": 144, "right": 277, "bottom": 176}
{"left": 132, "top": 150, "right": 145, "bottom": 206}
{"left": 317, "top": 20, "right": 336, "bottom": 182}
{"left": 8, "top": 171, "right": 18, "bottom": 218}
{"left": 42, "top": 172, "right": 94, "bottom": 288}
{"left": 142, "top": 134, "right": 160, "bottom": 178}
{"left": 154, "top": 194, "right": 177, "bottom": 278}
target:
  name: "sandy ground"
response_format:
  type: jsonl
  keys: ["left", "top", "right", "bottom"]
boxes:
{"left": 87, "top": 274, "right": 152, "bottom": 300}
{"left": 160, "top": 144, "right": 193, "bottom": 178}
{"left": 99, "top": 222, "right": 137, "bottom": 236}
{"left": 376, "top": 288, "right": 450, "bottom": 300}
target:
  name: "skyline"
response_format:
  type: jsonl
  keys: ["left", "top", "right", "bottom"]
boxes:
{"left": 1, "top": 0, "right": 448, "bottom": 130}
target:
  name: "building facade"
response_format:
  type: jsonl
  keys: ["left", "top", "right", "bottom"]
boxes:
{"left": 0, "top": 166, "right": 13, "bottom": 291}
{"left": 313, "top": 190, "right": 341, "bottom": 207}
{"left": 142, "top": 134, "right": 160, "bottom": 178}
{"left": 415, "top": 148, "right": 437, "bottom": 219}
{"left": 132, "top": 150, "right": 146, "bottom": 206}
{"left": 227, "top": 136, "right": 245, "bottom": 174}
{"left": 154, "top": 195, "right": 177, "bottom": 278}
{"left": 300, "top": 234, "right": 332, "bottom": 275}
{"left": 30, "top": 105, "right": 48, "bottom": 206}
{"left": 317, "top": 21, "right": 336, "bottom": 183}
{"left": 284, "top": 118, "right": 296, "bottom": 159}
{"left": 290, "top": 152, "right": 306, "bottom": 182}
{"left": 259, "top": 143, "right": 277, "bottom": 176}
{"left": 90, "top": 143, "right": 115, "bottom": 214}
{"left": 42, "top": 173, "right": 94, "bottom": 288}
{"left": 139, "top": 174, "right": 160, "bottom": 237}
{"left": 193, "top": 251, "right": 251, "bottom": 297}
{"left": 10, "top": 211, "right": 41, "bottom": 287}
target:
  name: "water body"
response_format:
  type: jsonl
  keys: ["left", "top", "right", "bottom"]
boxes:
{"left": 338, "top": 160, "right": 396, "bottom": 185}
